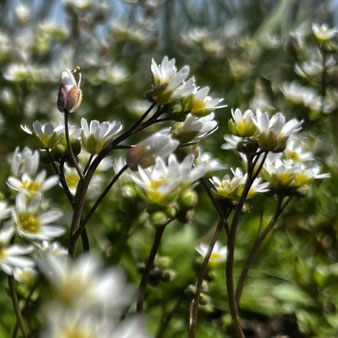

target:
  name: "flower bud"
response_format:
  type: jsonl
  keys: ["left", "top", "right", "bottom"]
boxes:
{"left": 149, "top": 211, "right": 168, "bottom": 227}
{"left": 57, "top": 68, "right": 82, "bottom": 113}
{"left": 236, "top": 138, "right": 258, "bottom": 155}
{"left": 179, "top": 189, "right": 198, "bottom": 208}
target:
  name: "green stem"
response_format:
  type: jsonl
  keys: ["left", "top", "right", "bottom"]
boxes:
{"left": 137, "top": 223, "right": 169, "bottom": 313}
{"left": 8, "top": 276, "right": 29, "bottom": 338}
{"left": 225, "top": 152, "right": 268, "bottom": 337}
{"left": 64, "top": 109, "right": 84, "bottom": 179}
{"left": 189, "top": 218, "right": 227, "bottom": 338}
{"left": 235, "top": 196, "right": 292, "bottom": 304}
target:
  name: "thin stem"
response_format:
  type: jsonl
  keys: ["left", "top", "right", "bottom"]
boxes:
{"left": 8, "top": 276, "right": 29, "bottom": 338}
{"left": 46, "top": 149, "right": 60, "bottom": 176}
{"left": 64, "top": 109, "right": 84, "bottom": 179}
{"left": 188, "top": 218, "right": 226, "bottom": 338}
{"left": 73, "top": 164, "right": 129, "bottom": 241}
{"left": 59, "top": 157, "right": 74, "bottom": 206}
{"left": 68, "top": 104, "right": 164, "bottom": 258}
{"left": 137, "top": 223, "right": 168, "bottom": 313}
{"left": 320, "top": 49, "right": 327, "bottom": 115}
{"left": 235, "top": 196, "right": 292, "bottom": 304}
{"left": 83, "top": 154, "right": 94, "bottom": 175}
{"left": 81, "top": 229, "right": 90, "bottom": 252}
{"left": 200, "top": 178, "right": 229, "bottom": 235}
{"left": 225, "top": 152, "right": 267, "bottom": 338}
{"left": 12, "top": 277, "right": 41, "bottom": 338}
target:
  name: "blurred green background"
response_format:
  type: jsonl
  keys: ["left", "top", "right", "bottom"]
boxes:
{"left": 0, "top": 0, "right": 338, "bottom": 337}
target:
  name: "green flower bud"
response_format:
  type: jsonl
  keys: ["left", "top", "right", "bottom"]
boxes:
{"left": 179, "top": 189, "right": 198, "bottom": 208}
{"left": 149, "top": 211, "right": 168, "bottom": 227}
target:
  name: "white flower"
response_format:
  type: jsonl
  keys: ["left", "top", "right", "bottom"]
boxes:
{"left": 171, "top": 113, "right": 217, "bottom": 144}
{"left": 312, "top": 23, "right": 337, "bottom": 42}
{"left": 129, "top": 154, "right": 206, "bottom": 205}
{"left": 150, "top": 56, "right": 196, "bottom": 104}
{"left": 188, "top": 86, "right": 226, "bottom": 117}
{"left": 252, "top": 110, "right": 303, "bottom": 151}
{"left": 81, "top": 118, "right": 123, "bottom": 154}
{"left": 10, "top": 147, "right": 40, "bottom": 178}
{"left": 126, "top": 129, "right": 179, "bottom": 170}
{"left": 34, "top": 241, "right": 68, "bottom": 259}
{"left": 3, "top": 64, "right": 36, "bottom": 82}
{"left": 0, "top": 201, "right": 12, "bottom": 221}
{"left": 263, "top": 156, "right": 299, "bottom": 188}
{"left": 38, "top": 253, "right": 130, "bottom": 311}
{"left": 13, "top": 193, "right": 65, "bottom": 241}
{"left": 228, "top": 108, "right": 256, "bottom": 137}
{"left": 293, "top": 163, "right": 330, "bottom": 187}
{"left": 210, "top": 168, "right": 269, "bottom": 200}
{"left": 7, "top": 170, "right": 59, "bottom": 197}
{"left": 281, "top": 82, "right": 320, "bottom": 111}
{"left": 57, "top": 68, "right": 82, "bottom": 113}
{"left": 283, "top": 136, "right": 314, "bottom": 163}
{"left": 196, "top": 152, "right": 226, "bottom": 173}
{"left": 221, "top": 134, "right": 242, "bottom": 150}
{"left": 0, "top": 225, "right": 34, "bottom": 275}
{"left": 14, "top": 3, "right": 29, "bottom": 24}
{"left": 64, "top": 163, "right": 103, "bottom": 198}
{"left": 196, "top": 241, "right": 227, "bottom": 264}
{"left": 21, "top": 121, "right": 60, "bottom": 149}
{"left": 13, "top": 266, "right": 37, "bottom": 282}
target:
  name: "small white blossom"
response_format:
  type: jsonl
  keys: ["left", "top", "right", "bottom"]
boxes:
{"left": 196, "top": 241, "right": 227, "bottom": 264}
{"left": 10, "top": 147, "right": 40, "bottom": 178}
{"left": 81, "top": 118, "right": 123, "bottom": 154}
{"left": 221, "top": 134, "right": 242, "bottom": 150}
{"left": 312, "top": 23, "right": 337, "bottom": 42}
{"left": 21, "top": 121, "right": 60, "bottom": 149}
{"left": 228, "top": 108, "right": 256, "bottom": 137}
{"left": 7, "top": 170, "right": 59, "bottom": 197}
{"left": 150, "top": 56, "right": 196, "bottom": 104}
{"left": 13, "top": 266, "right": 37, "bottom": 282}
{"left": 252, "top": 110, "right": 303, "bottom": 152}
{"left": 187, "top": 86, "right": 226, "bottom": 117}
{"left": 13, "top": 193, "right": 65, "bottom": 241}
{"left": 129, "top": 154, "right": 206, "bottom": 205}
{"left": 171, "top": 113, "right": 217, "bottom": 144}
{"left": 0, "top": 225, "right": 34, "bottom": 276}
{"left": 126, "top": 129, "right": 179, "bottom": 170}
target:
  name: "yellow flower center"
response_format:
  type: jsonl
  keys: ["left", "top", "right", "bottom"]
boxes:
{"left": 286, "top": 150, "right": 300, "bottom": 162}
{"left": 0, "top": 247, "right": 6, "bottom": 259}
{"left": 60, "top": 326, "right": 91, "bottom": 338}
{"left": 21, "top": 180, "right": 41, "bottom": 195}
{"left": 210, "top": 251, "right": 222, "bottom": 262}
{"left": 19, "top": 212, "right": 40, "bottom": 232}
{"left": 66, "top": 173, "right": 80, "bottom": 188}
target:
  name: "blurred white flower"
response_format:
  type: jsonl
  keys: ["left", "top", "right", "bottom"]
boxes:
{"left": 196, "top": 241, "right": 227, "bottom": 264}
{"left": 13, "top": 266, "right": 37, "bottom": 282}
{"left": 14, "top": 3, "right": 29, "bottom": 24}
{"left": 3, "top": 64, "right": 36, "bottom": 82}
{"left": 34, "top": 241, "right": 68, "bottom": 258}
{"left": 10, "top": 147, "right": 40, "bottom": 178}
{"left": 126, "top": 129, "right": 179, "bottom": 170}
{"left": 129, "top": 154, "right": 206, "bottom": 205}
{"left": 39, "top": 253, "right": 130, "bottom": 311}
{"left": 283, "top": 136, "right": 314, "bottom": 163}
{"left": 81, "top": 118, "right": 123, "bottom": 154}
{"left": 293, "top": 163, "right": 330, "bottom": 187}
{"left": 13, "top": 193, "right": 65, "bottom": 241}
{"left": 0, "top": 225, "right": 34, "bottom": 276}
{"left": 312, "top": 23, "right": 337, "bottom": 42}
{"left": 221, "top": 134, "right": 242, "bottom": 150}
{"left": 196, "top": 152, "right": 226, "bottom": 173}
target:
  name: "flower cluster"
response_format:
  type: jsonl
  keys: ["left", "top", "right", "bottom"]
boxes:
{"left": 0, "top": 147, "right": 66, "bottom": 281}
